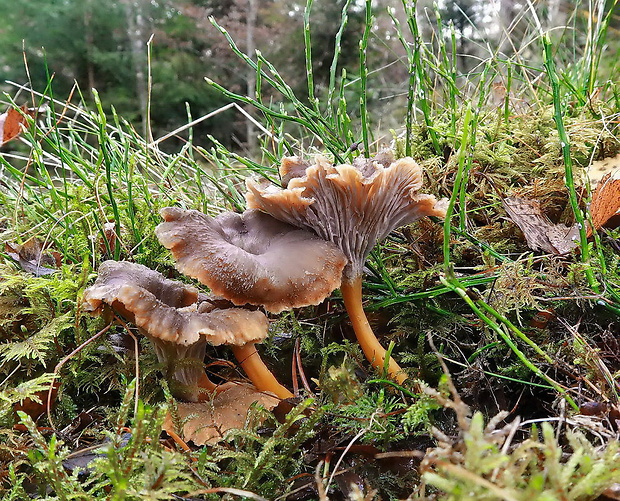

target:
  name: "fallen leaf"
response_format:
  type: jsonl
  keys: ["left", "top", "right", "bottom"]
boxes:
{"left": 63, "top": 433, "right": 131, "bottom": 476}
{"left": 13, "top": 380, "right": 60, "bottom": 420}
{"left": 0, "top": 105, "right": 33, "bottom": 146}
{"left": 163, "top": 382, "right": 279, "bottom": 445}
{"left": 100, "top": 222, "right": 118, "bottom": 255}
{"left": 5, "top": 237, "right": 59, "bottom": 275}
{"left": 588, "top": 172, "right": 620, "bottom": 236}
{"left": 502, "top": 196, "right": 578, "bottom": 255}
{"left": 588, "top": 153, "right": 620, "bottom": 187}
{"left": 529, "top": 309, "right": 555, "bottom": 330}
{"left": 601, "top": 483, "right": 620, "bottom": 501}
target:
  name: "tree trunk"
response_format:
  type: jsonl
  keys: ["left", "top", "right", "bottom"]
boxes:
{"left": 122, "top": 0, "right": 148, "bottom": 137}
{"left": 245, "top": 0, "right": 257, "bottom": 157}
{"left": 83, "top": 0, "right": 96, "bottom": 92}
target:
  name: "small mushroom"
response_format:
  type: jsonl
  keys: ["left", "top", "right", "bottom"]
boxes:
{"left": 83, "top": 260, "right": 293, "bottom": 400}
{"left": 246, "top": 153, "right": 448, "bottom": 384}
{"left": 155, "top": 208, "right": 347, "bottom": 313}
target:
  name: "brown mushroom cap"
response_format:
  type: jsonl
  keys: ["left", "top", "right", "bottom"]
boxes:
{"left": 83, "top": 260, "right": 269, "bottom": 347}
{"left": 155, "top": 207, "right": 347, "bottom": 313}
{"left": 246, "top": 154, "right": 448, "bottom": 281}
{"left": 280, "top": 156, "right": 311, "bottom": 187}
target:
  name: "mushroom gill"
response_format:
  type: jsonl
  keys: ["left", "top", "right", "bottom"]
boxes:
{"left": 246, "top": 153, "right": 447, "bottom": 384}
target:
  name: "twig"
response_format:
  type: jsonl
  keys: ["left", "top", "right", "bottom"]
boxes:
{"left": 116, "top": 316, "right": 140, "bottom": 418}
{"left": 47, "top": 323, "right": 112, "bottom": 430}
{"left": 148, "top": 103, "right": 270, "bottom": 146}
{"left": 325, "top": 411, "right": 377, "bottom": 493}
{"left": 187, "top": 487, "right": 268, "bottom": 501}
{"left": 315, "top": 461, "right": 329, "bottom": 501}
{"left": 294, "top": 338, "right": 314, "bottom": 395}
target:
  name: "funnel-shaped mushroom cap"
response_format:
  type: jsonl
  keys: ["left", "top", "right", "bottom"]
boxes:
{"left": 83, "top": 260, "right": 268, "bottom": 347}
{"left": 246, "top": 155, "right": 448, "bottom": 281}
{"left": 155, "top": 208, "right": 347, "bottom": 313}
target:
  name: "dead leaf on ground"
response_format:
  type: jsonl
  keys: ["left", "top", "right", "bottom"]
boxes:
{"left": 5, "top": 237, "right": 60, "bottom": 276}
{"left": 502, "top": 196, "right": 578, "bottom": 255}
{"left": 0, "top": 105, "right": 34, "bottom": 146}
{"left": 601, "top": 483, "right": 620, "bottom": 501}
{"left": 588, "top": 153, "right": 620, "bottom": 187}
{"left": 13, "top": 380, "right": 60, "bottom": 420}
{"left": 163, "top": 382, "right": 279, "bottom": 445}
{"left": 588, "top": 172, "right": 620, "bottom": 236}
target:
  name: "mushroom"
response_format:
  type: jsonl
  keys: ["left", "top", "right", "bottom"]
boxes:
{"left": 155, "top": 208, "right": 347, "bottom": 314}
{"left": 83, "top": 260, "right": 293, "bottom": 400}
{"left": 245, "top": 152, "right": 448, "bottom": 384}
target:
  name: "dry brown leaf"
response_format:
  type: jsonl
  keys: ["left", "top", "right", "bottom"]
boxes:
{"left": 588, "top": 172, "right": 620, "bottom": 236}
{"left": 0, "top": 105, "right": 33, "bottom": 146}
{"left": 502, "top": 196, "right": 578, "bottom": 255}
{"left": 163, "top": 382, "right": 279, "bottom": 445}
{"left": 601, "top": 483, "right": 620, "bottom": 501}
{"left": 5, "top": 237, "right": 59, "bottom": 275}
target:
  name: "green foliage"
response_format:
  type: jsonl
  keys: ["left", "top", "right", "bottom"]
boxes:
{"left": 420, "top": 411, "right": 620, "bottom": 500}
{"left": 398, "top": 331, "right": 444, "bottom": 383}
{"left": 0, "top": 313, "right": 71, "bottom": 367}
{"left": 2, "top": 464, "right": 30, "bottom": 501}
{"left": 330, "top": 387, "right": 406, "bottom": 445}
{"left": 0, "top": 373, "right": 56, "bottom": 423}
{"left": 319, "top": 361, "right": 364, "bottom": 405}
{"left": 19, "top": 384, "right": 195, "bottom": 500}
{"left": 401, "top": 391, "right": 442, "bottom": 435}
{"left": 2, "top": 0, "right": 620, "bottom": 499}
{"left": 208, "top": 398, "right": 323, "bottom": 495}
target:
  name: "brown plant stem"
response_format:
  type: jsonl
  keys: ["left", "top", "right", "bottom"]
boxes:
{"left": 232, "top": 343, "right": 294, "bottom": 399}
{"left": 341, "top": 275, "right": 407, "bottom": 384}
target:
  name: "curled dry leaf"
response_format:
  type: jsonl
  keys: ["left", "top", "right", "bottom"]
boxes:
{"left": 0, "top": 105, "right": 34, "bottom": 146}
{"left": 588, "top": 172, "right": 620, "bottom": 236}
{"left": 163, "top": 382, "right": 279, "bottom": 445}
{"left": 5, "top": 237, "right": 60, "bottom": 275}
{"left": 100, "top": 222, "right": 121, "bottom": 255}
{"left": 502, "top": 196, "right": 578, "bottom": 255}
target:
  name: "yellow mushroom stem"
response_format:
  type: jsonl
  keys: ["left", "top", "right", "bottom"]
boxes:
{"left": 231, "top": 343, "right": 294, "bottom": 400}
{"left": 195, "top": 371, "right": 220, "bottom": 401}
{"left": 341, "top": 275, "right": 407, "bottom": 384}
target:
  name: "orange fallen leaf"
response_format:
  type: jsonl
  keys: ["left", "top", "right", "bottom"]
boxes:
{"left": 502, "top": 196, "right": 578, "bottom": 255}
{"left": 163, "top": 382, "right": 279, "bottom": 445}
{"left": 13, "top": 380, "right": 60, "bottom": 421}
{"left": 588, "top": 172, "right": 620, "bottom": 236}
{"left": 0, "top": 105, "right": 33, "bottom": 146}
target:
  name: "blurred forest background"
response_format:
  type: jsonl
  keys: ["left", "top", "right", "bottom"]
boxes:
{"left": 1, "top": 0, "right": 619, "bottom": 155}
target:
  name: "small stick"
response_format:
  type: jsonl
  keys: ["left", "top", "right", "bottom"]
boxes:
{"left": 47, "top": 323, "right": 112, "bottom": 430}
{"left": 116, "top": 317, "right": 140, "bottom": 418}
{"left": 294, "top": 338, "right": 313, "bottom": 395}
{"left": 291, "top": 339, "right": 299, "bottom": 397}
